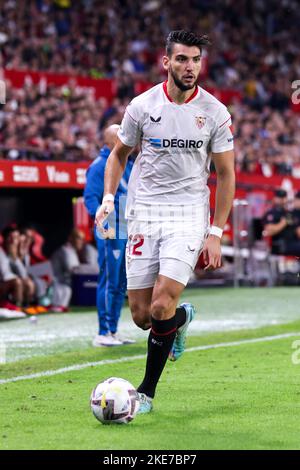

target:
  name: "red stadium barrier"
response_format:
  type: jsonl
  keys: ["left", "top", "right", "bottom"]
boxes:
{"left": 0, "top": 160, "right": 88, "bottom": 188}
{"left": 3, "top": 69, "right": 242, "bottom": 105}
{"left": 4, "top": 69, "right": 116, "bottom": 102}
{"left": 1, "top": 159, "right": 300, "bottom": 192}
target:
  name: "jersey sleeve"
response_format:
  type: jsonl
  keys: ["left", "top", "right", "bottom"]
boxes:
{"left": 211, "top": 106, "right": 234, "bottom": 154}
{"left": 118, "top": 101, "right": 142, "bottom": 148}
{"left": 263, "top": 210, "right": 279, "bottom": 226}
{"left": 83, "top": 160, "right": 104, "bottom": 218}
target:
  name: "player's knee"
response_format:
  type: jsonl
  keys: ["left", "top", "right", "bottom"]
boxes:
{"left": 133, "top": 315, "right": 150, "bottom": 330}
{"left": 150, "top": 299, "right": 171, "bottom": 320}
{"left": 24, "top": 277, "right": 34, "bottom": 290}
{"left": 13, "top": 277, "right": 23, "bottom": 289}
{"left": 130, "top": 304, "right": 151, "bottom": 330}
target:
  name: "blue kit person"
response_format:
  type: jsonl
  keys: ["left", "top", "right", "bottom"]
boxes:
{"left": 84, "top": 124, "right": 134, "bottom": 346}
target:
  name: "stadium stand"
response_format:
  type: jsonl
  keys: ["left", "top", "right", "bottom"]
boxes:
{"left": 1, "top": 84, "right": 299, "bottom": 176}
{"left": 1, "top": 0, "right": 300, "bottom": 297}
{"left": 1, "top": 0, "right": 299, "bottom": 92}
{"left": 0, "top": 0, "right": 299, "bottom": 172}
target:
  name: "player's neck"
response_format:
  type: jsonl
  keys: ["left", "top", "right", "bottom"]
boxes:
{"left": 166, "top": 79, "right": 196, "bottom": 104}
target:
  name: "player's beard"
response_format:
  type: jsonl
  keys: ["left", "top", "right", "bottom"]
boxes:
{"left": 169, "top": 66, "right": 198, "bottom": 91}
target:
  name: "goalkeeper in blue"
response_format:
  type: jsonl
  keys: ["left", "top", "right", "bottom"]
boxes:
{"left": 84, "top": 125, "right": 134, "bottom": 347}
{"left": 96, "top": 31, "right": 235, "bottom": 413}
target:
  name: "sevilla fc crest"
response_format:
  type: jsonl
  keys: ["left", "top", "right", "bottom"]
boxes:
{"left": 195, "top": 116, "right": 206, "bottom": 129}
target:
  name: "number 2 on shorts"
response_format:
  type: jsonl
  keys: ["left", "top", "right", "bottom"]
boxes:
{"left": 129, "top": 234, "right": 144, "bottom": 256}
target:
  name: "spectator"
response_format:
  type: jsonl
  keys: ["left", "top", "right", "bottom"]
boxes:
{"left": 50, "top": 228, "right": 98, "bottom": 311}
{"left": 18, "top": 226, "right": 55, "bottom": 309}
{"left": 0, "top": 246, "right": 23, "bottom": 311}
{"left": 284, "top": 191, "right": 300, "bottom": 257}
{"left": 262, "top": 190, "right": 296, "bottom": 255}
{"left": 0, "top": 82, "right": 106, "bottom": 162}
{"left": 1, "top": 225, "right": 36, "bottom": 309}
{"left": 51, "top": 228, "right": 85, "bottom": 287}
{"left": 291, "top": 191, "right": 300, "bottom": 238}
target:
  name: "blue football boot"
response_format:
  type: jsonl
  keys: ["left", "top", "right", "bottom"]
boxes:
{"left": 168, "top": 303, "right": 196, "bottom": 362}
{"left": 137, "top": 392, "right": 153, "bottom": 414}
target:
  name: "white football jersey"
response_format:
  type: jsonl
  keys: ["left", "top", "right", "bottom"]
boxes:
{"left": 118, "top": 81, "right": 234, "bottom": 220}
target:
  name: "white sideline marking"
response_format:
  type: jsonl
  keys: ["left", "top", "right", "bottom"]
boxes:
{"left": 1, "top": 332, "right": 300, "bottom": 385}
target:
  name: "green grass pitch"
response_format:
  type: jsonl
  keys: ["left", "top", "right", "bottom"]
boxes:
{"left": 0, "top": 287, "right": 300, "bottom": 450}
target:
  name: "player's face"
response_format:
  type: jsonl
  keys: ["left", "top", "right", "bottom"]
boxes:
{"left": 274, "top": 196, "right": 286, "bottom": 208}
{"left": 164, "top": 44, "right": 202, "bottom": 91}
{"left": 72, "top": 231, "right": 85, "bottom": 250}
{"left": 8, "top": 230, "right": 20, "bottom": 246}
{"left": 294, "top": 198, "right": 300, "bottom": 209}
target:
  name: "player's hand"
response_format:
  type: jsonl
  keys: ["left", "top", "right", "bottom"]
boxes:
{"left": 286, "top": 216, "right": 292, "bottom": 225}
{"left": 95, "top": 201, "right": 115, "bottom": 239}
{"left": 278, "top": 217, "right": 289, "bottom": 228}
{"left": 202, "top": 235, "right": 222, "bottom": 271}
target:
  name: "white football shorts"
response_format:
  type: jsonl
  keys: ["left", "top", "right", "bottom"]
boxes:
{"left": 126, "top": 209, "right": 209, "bottom": 289}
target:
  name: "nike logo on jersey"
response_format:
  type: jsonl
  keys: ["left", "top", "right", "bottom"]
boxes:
{"left": 150, "top": 116, "right": 161, "bottom": 123}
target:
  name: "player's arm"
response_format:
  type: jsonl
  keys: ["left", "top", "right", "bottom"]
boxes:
{"left": 264, "top": 218, "right": 287, "bottom": 237}
{"left": 103, "top": 137, "right": 133, "bottom": 197}
{"left": 203, "top": 149, "right": 235, "bottom": 270}
{"left": 95, "top": 137, "right": 133, "bottom": 230}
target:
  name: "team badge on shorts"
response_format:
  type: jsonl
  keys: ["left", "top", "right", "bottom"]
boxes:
{"left": 195, "top": 116, "right": 206, "bottom": 129}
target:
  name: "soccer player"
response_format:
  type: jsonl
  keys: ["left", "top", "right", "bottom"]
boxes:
{"left": 96, "top": 30, "right": 235, "bottom": 413}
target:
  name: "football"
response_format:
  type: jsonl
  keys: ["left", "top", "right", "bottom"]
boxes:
{"left": 90, "top": 377, "right": 140, "bottom": 424}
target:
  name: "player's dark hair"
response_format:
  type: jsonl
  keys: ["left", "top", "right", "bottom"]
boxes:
{"left": 166, "top": 30, "right": 210, "bottom": 57}
{"left": 2, "top": 223, "right": 19, "bottom": 240}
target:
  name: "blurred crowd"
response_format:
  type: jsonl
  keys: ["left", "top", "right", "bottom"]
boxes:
{"left": 0, "top": 0, "right": 299, "bottom": 170}
{"left": 1, "top": 81, "right": 300, "bottom": 175}
{"left": 1, "top": 0, "right": 299, "bottom": 94}
{"left": 0, "top": 224, "right": 98, "bottom": 315}
{"left": 232, "top": 103, "right": 300, "bottom": 177}
{"left": 0, "top": 81, "right": 128, "bottom": 161}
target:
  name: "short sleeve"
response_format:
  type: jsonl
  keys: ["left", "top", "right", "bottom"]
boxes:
{"left": 0, "top": 249, "right": 16, "bottom": 282}
{"left": 263, "top": 210, "right": 278, "bottom": 226}
{"left": 211, "top": 106, "right": 234, "bottom": 154}
{"left": 118, "top": 101, "right": 142, "bottom": 148}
